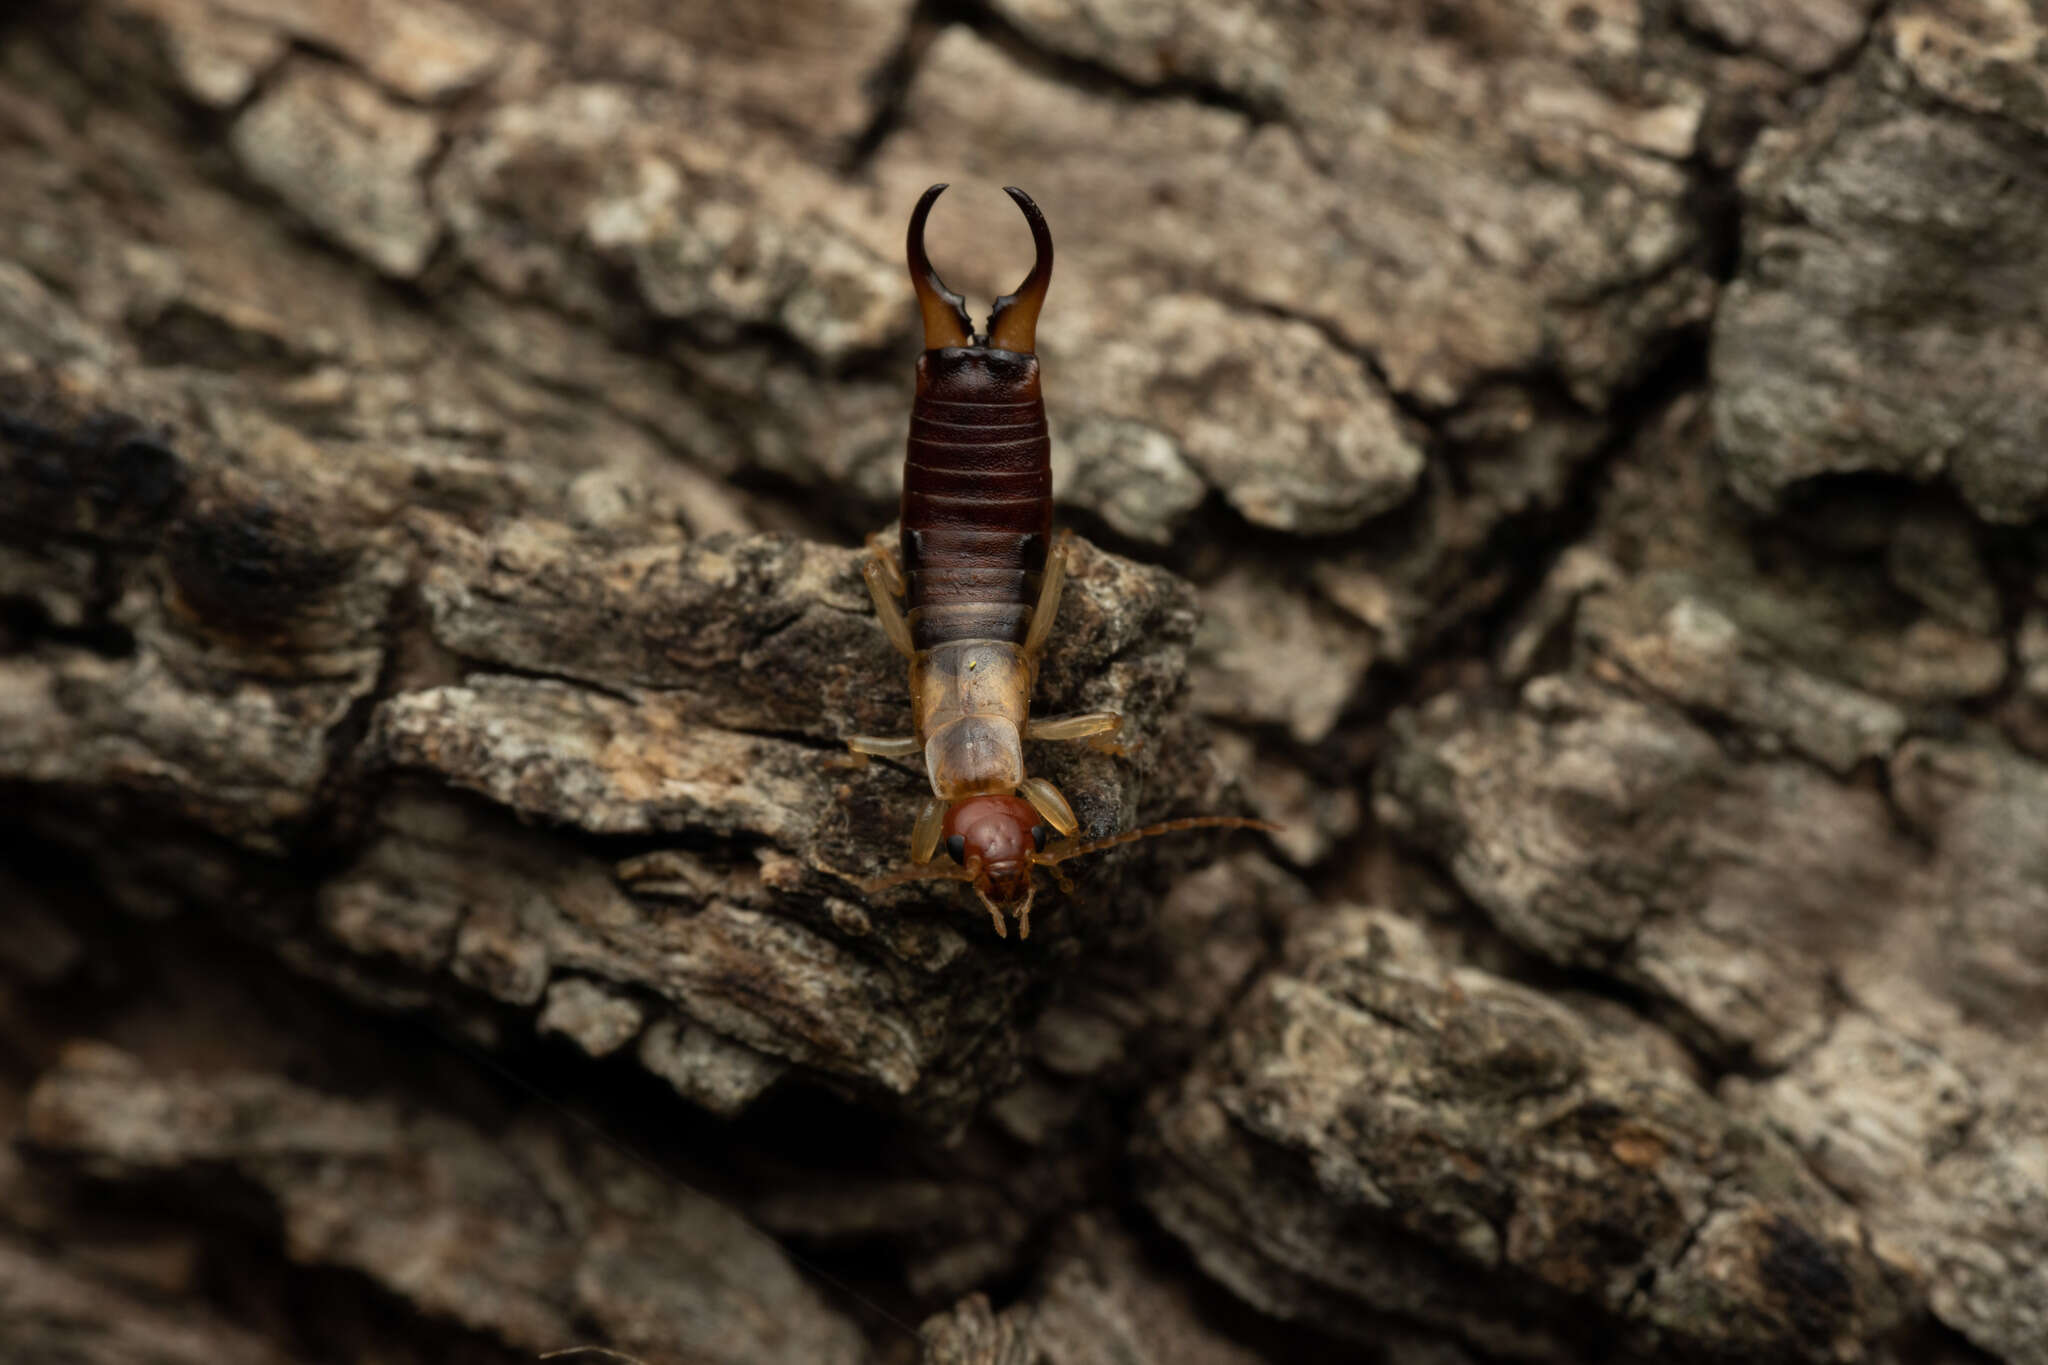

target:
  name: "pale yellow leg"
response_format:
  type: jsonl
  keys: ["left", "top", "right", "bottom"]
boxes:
{"left": 1027, "top": 711, "right": 1128, "bottom": 757}
{"left": 1026, "top": 712, "right": 1120, "bottom": 741}
{"left": 1018, "top": 776, "right": 1079, "bottom": 837}
{"left": 1027, "top": 710, "right": 1124, "bottom": 747}
{"left": 855, "top": 536, "right": 918, "bottom": 761}
{"left": 910, "top": 795, "right": 947, "bottom": 863}
{"left": 863, "top": 555, "right": 915, "bottom": 658}
{"left": 848, "top": 735, "right": 921, "bottom": 759}
{"left": 865, "top": 532, "right": 907, "bottom": 597}
{"left": 1021, "top": 531, "right": 1072, "bottom": 661}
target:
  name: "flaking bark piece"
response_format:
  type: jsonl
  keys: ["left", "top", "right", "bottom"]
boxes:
{"left": 24, "top": 1050, "right": 871, "bottom": 1365}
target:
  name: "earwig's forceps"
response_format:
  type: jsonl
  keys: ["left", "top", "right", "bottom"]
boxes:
{"left": 907, "top": 183, "right": 972, "bottom": 349}
{"left": 986, "top": 187, "right": 1053, "bottom": 354}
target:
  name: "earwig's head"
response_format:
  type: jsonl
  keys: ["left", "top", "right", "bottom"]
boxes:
{"left": 907, "top": 184, "right": 1053, "bottom": 355}
{"left": 862, "top": 801, "right": 1278, "bottom": 942}
{"left": 941, "top": 793, "right": 1049, "bottom": 932}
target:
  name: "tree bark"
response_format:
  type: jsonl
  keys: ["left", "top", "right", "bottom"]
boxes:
{"left": 2, "top": 2, "right": 2044, "bottom": 1363}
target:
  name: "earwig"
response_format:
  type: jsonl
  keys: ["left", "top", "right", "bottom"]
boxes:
{"left": 848, "top": 185, "right": 1274, "bottom": 939}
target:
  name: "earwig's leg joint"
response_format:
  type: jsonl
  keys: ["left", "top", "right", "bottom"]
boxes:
{"left": 862, "top": 555, "right": 916, "bottom": 658}
{"left": 865, "top": 533, "right": 906, "bottom": 597}
{"left": 1018, "top": 776, "right": 1079, "bottom": 837}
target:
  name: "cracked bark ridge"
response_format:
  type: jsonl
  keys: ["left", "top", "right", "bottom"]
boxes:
{"left": 918, "top": 1213, "right": 1487, "bottom": 1365}
{"left": 0, "top": 369, "right": 402, "bottom": 854}
{"left": 920, "top": 1294, "right": 1037, "bottom": 1365}
{"left": 855, "top": 0, "right": 1799, "bottom": 538}
{"left": 1142, "top": 907, "right": 1901, "bottom": 1363}
{"left": 0, "top": 1233, "right": 293, "bottom": 1365}
{"left": 233, "top": 63, "right": 446, "bottom": 279}
{"left": 1376, "top": 398, "right": 2048, "bottom": 1361}
{"left": 6, "top": 0, "right": 2047, "bottom": 1363}
{"left": 934, "top": 1, "right": 1732, "bottom": 411}
{"left": 24, "top": 1045, "right": 870, "bottom": 1365}
{"left": 1376, "top": 674, "right": 1906, "bottom": 1062}
{"left": 1050, "top": 284, "right": 1424, "bottom": 536}
{"left": 9, "top": 0, "right": 1758, "bottom": 677}
{"left": 0, "top": 305, "right": 1228, "bottom": 1134}
{"left": 1715, "top": 1, "right": 2048, "bottom": 522}
{"left": 1678, "top": 0, "right": 1881, "bottom": 74}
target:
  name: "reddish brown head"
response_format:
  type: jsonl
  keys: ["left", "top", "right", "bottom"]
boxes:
{"left": 940, "top": 794, "right": 1050, "bottom": 918}
{"left": 860, "top": 792, "right": 1275, "bottom": 942}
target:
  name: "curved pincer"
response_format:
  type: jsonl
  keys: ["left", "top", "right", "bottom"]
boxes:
{"left": 908, "top": 183, "right": 974, "bottom": 351}
{"left": 986, "top": 186, "right": 1053, "bottom": 355}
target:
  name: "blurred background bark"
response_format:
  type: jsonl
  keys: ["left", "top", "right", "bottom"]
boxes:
{"left": 2, "top": 1, "right": 2045, "bottom": 1362}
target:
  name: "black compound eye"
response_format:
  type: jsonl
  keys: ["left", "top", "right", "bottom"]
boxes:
{"left": 1031, "top": 824, "right": 1049, "bottom": 852}
{"left": 946, "top": 834, "right": 967, "bottom": 864}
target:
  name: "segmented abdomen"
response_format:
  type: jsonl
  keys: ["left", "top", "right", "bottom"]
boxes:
{"left": 900, "top": 346, "right": 1052, "bottom": 651}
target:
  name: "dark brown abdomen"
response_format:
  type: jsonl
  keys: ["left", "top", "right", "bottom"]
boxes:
{"left": 900, "top": 347, "right": 1052, "bottom": 651}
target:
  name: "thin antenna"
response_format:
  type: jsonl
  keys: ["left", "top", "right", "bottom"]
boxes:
{"left": 1034, "top": 815, "right": 1278, "bottom": 866}
{"left": 862, "top": 861, "right": 977, "bottom": 895}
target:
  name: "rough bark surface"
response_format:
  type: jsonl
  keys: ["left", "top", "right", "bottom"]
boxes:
{"left": 2, "top": 2, "right": 2044, "bottom": 1363}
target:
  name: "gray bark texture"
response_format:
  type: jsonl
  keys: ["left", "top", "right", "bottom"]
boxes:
{"left": 0, "top": 1, "right": 2044, "bottom": 1362}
